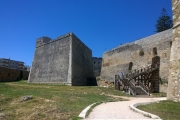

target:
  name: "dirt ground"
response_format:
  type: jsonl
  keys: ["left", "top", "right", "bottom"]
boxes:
{"left": 97, "top": 78, "right": 114, "bottom": 88}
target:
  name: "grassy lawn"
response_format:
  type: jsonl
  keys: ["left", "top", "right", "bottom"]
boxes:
{"left": 137, "top": 100, "right": 180, "bottom": 120}
{"left": 150, "top": 92, "right": 167, "bottom": 97}
{"left": 0, "top": 80, "right": 127, "bottom": 120}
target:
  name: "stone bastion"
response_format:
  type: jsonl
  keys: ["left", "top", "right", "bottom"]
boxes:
{"left": 28, "top": 32, "right": 94, "bottom": 86}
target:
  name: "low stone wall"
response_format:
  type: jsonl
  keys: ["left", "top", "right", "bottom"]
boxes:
{"left": 0, "top": 67, "right": 29, "bottom": 82}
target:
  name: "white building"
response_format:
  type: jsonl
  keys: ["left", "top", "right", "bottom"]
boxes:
{"left": 0, "top": 58, "right": 27, "bottom": 70}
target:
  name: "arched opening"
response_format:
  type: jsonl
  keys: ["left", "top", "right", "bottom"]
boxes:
{"left": 128, "top": 62, "right": 133, "bottom": 71}
{"left": 152, "top": 56, "right": 160, "bottom": 66}
{"left": 151, "top": 56, "right": 160, "bottom": 93}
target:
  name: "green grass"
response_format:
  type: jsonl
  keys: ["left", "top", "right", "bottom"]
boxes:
{"left": 85, "top": 102, "right": 102, "bottom": 118}
{"left": 137, "top": 100, "right": 180, "bottom": 120}
{"left": 0, "top": 80, "right": 127, "bottom": 120}
{"left": 150, "top": 92, "right": 167, "bottom": 97}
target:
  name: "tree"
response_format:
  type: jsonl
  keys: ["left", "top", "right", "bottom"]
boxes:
{"left": 155, "top": 8, "right": 173, "bottom": 33}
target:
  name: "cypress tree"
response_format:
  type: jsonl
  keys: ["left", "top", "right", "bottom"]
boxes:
{"left": 155, "top": 8, "right": 173, "bottom": 33}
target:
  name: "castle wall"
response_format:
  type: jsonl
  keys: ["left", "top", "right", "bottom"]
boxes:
{"left": 28, "top": 32, "right": 94, "bottom": 85}
{"left": 71, "top": 34, "right": 94, "bottom": 85}
{"left": 101, "top": 29, "right": 172, "bottom": 92}
{"left": 92, "top": 57, "right": 102, "bottom": 77}
{"left": 28, "top": 34, "right": 71, "bottom": 83}
{"left": 167, "top": 0, "right": 180, "bottom": 102}
{"left": 36, "top": 36, "right": 52, "bottom": 47}
{"left": 0, "top": 67, "right": 29, "bottom": 82}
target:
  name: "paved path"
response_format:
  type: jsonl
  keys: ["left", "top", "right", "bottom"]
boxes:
{"left": 85, "top": 97, "right": 165, "bottom": 120}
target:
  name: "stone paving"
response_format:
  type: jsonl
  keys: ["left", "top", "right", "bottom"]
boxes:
{"left": 85, "top": 97, "right": 165, "bottom": 120}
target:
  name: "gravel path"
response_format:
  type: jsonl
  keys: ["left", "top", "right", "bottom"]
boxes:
{"left": 85, "top": 97, "right": 165, "bottom": 120}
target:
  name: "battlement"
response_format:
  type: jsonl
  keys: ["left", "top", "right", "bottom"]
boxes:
{"left": 70, "top": 33, "right": 92, "bottom": 52}
{"left": 104, "top": 29, "right": 172, "bottom": 56}
{"left": 55, "top": 32, "right": 91, "bottom": 52}
{"left": 36, "top": 36, "right": 52, "bottom": 48}
{"left": 29, "top": 32, "right": 94, "bottom": 86}
{"left": 36, "top": 32, "right": 92, "bottom": 53}
{"left": 56, "top": 32, "right": 72, "bottom": 40}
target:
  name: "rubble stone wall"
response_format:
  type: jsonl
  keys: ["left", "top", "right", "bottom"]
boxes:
{"left": 0, "top": 67, "right": 29, "bottom": 82}
{"left": 167, "top": 0, "right": 180, "bottom": 101}
{"left": 101, "top": 29, "right": 172, "bottom": 92}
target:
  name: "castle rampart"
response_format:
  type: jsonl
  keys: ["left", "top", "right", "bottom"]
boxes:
{"left": 101, "top": 29, "right": 172, "bottom": 92}
{"left": 28, "top": 32, "right": 94, "bottom": 85}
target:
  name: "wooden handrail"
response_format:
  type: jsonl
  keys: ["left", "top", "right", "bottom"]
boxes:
{"left": 115, "top": 63, "right": 159, "bottom": 95}
{"left": 138, "top": 81, "right": 149, "bottom": 95}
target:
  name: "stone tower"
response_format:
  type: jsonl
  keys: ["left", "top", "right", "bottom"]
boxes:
{"left": 167, "top": 0, "right": 180, "bottom": 101}
{"left": 28, "top": 32, "right": 94, "bottom": 86}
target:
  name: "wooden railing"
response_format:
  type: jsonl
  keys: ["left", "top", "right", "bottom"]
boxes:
{"left": 125, "top": 64, "right": 159, "bottom": 79}
{"left": 128, "top": 80, "right": 136, "bottom": 96}
{"left": 115, "top": 63, "right": 159, "bottom": 96}
{"left": 138, "top": 81, "right": 149, "bottom": 96}
{"left": 129, "top": 87, "right": 136, "bottom": 96}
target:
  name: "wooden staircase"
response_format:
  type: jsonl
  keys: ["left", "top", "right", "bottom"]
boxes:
{"left": 115, "top": 64, "right": 160, "bottom": 96}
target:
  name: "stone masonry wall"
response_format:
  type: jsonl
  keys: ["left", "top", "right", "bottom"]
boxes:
{"left": 71, "top": 34, "right": 94, "bottom": 85}
{"left": 167, "top": 0, "right": 180, "bottom": 102}
{"left": 101, "top": 29, "right": 172, "bottom": 92}
{"left": 92, "top": 57, "right": 102, "bottom": 77}
{"left": 28, "top": 34, "right": 71, "bottom": 83}
{"left": 28, "top": 32, "right": 94, "bottom": 86}
{"left": 0, "top": 67, "right": 29, "bottom": 82}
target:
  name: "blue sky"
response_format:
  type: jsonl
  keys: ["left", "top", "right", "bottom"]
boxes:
{"left": 0, "top": 0, "right": 172, "bottom": 66}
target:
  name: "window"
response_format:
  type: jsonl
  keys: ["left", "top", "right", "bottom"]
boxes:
{"left": 170, "top": 41, "right": 172, "bottom": 48}
{"left": 153, "top": 47, "right": 157, "bottom": 55}
{"left": 139, "top": 50, "right": 144, "bottom": 56}
{"left": 128, "top": 62, "right": 133, "bottom": 71}
{"left": 94, "top": 61, "right": 95, "bottom": 64}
